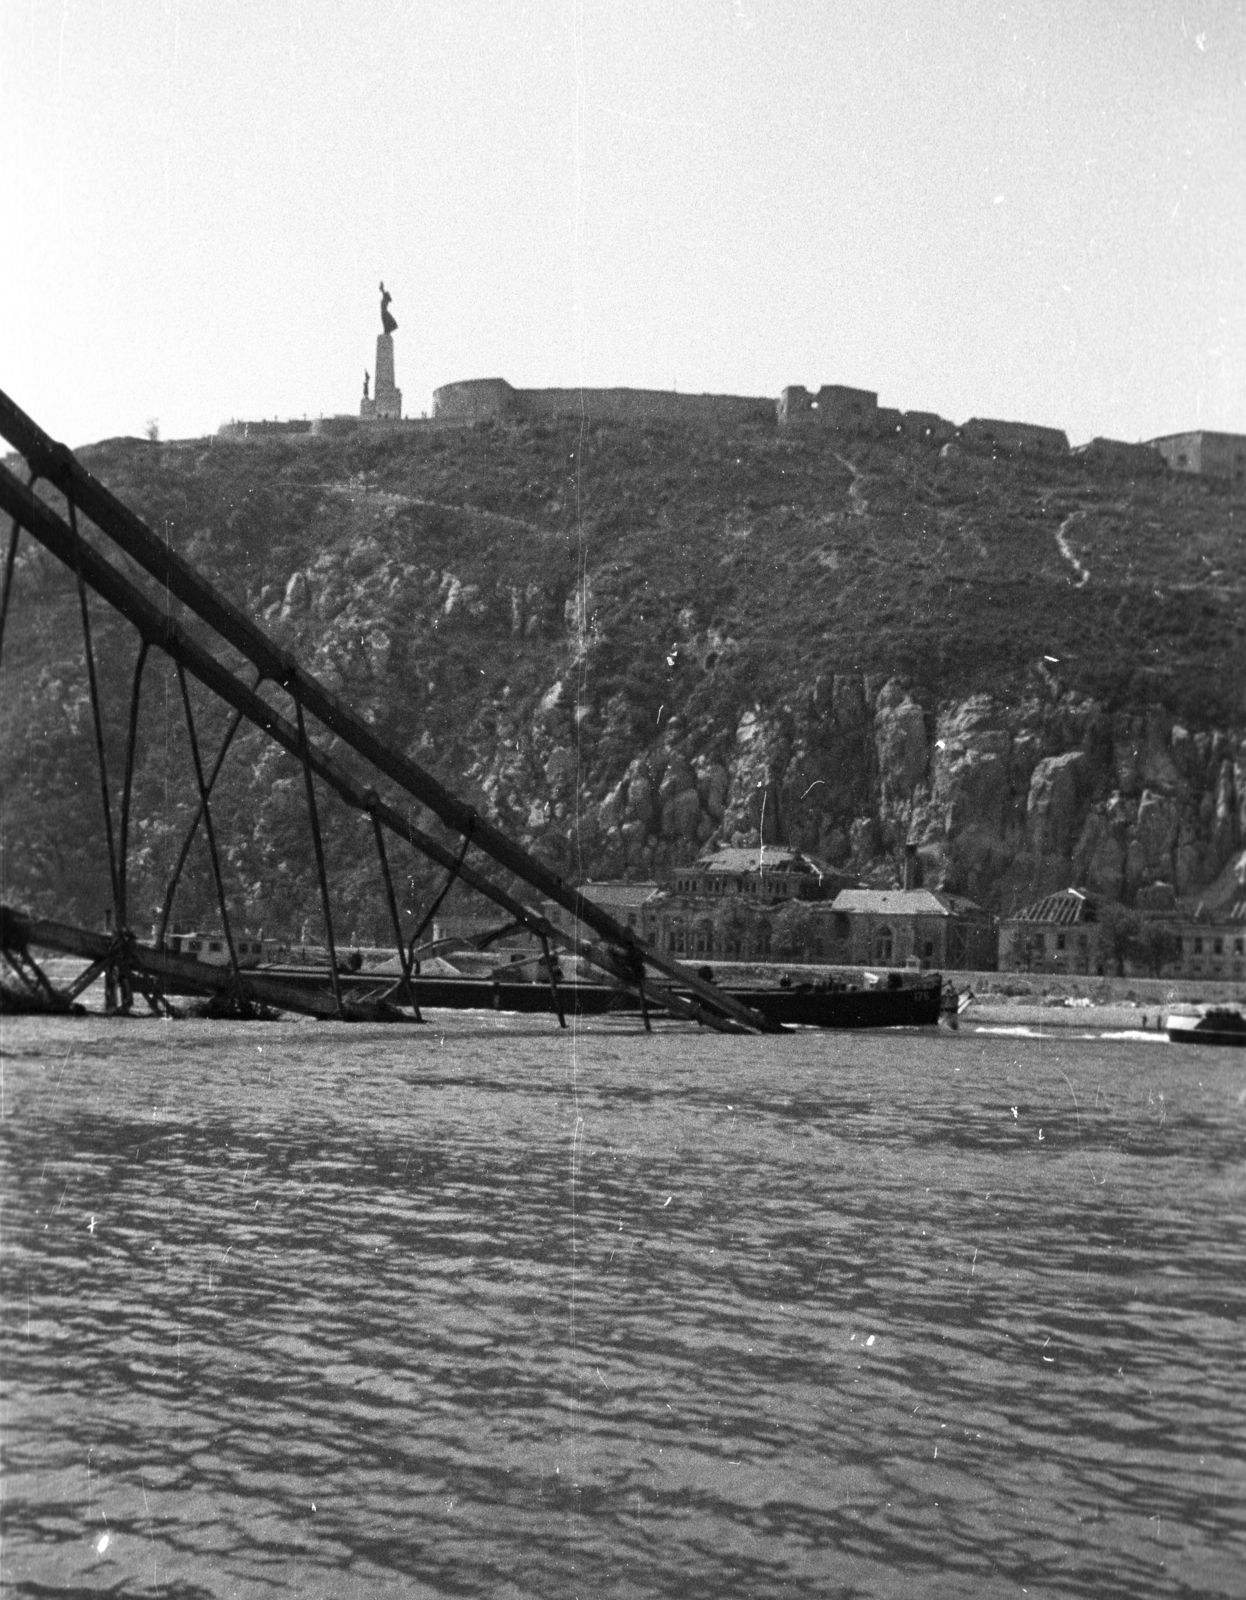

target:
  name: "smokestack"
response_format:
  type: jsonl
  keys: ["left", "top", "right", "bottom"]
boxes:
{"left": 903, "top": 842, "right": 919, "bottom": 892}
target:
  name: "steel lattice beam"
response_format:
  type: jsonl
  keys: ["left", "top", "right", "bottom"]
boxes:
{"left": 0, "top": 426, "right": 777, "bottom": 1034}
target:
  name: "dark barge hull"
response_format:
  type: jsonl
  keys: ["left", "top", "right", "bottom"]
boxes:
{"left": 3, "top": 904, "right": 942, "bottom": 1029}
{"left": 320, "top": 971, "right": 945, "bottom": 1028}
{"left": 720, "top": 978, "right": 944, "bottom": 1029}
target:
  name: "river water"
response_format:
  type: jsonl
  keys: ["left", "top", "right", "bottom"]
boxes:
{"left": 1, "top": 1013, "right": 1243, "bottom": 1598}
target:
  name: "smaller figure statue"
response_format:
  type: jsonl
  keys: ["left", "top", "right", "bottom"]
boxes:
{"left": 363, "top": 370, "right": 370, "bottom": 400}
{"left": 380, "top": 282, "right": 398, "bottom": 335}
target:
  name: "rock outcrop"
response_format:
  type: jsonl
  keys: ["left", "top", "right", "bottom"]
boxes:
{"left": 4, "top": 416, "right": 1243, "bottom": 935}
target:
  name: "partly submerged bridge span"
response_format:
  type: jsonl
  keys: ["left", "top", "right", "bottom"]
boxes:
{"left": 0, "top": 389, "right": 776, "bottom": 1033}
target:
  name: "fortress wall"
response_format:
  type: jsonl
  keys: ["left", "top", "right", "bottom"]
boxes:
{"left": 1075, "top": 437, "right": 1165, "bottom": 476}
{"left": 216, "top": 415, "right": 481, "bottom": 445}
{"left": 1150, "top": 431, "right": 1246, "bottom": 484}
{"left": 311, "top": 416, "right": 364, "bottom": 437}
{"left": 1195, "top": 434, "right": 1246, "bottom": 483}
{"left": 226, "top": 376, "right": 1199, "bottom": 483}
{"left": 778, "top": 383, "right": 880, "bottom": 431}
{"left": 901, "top": 411, "right": 957, "bottom": 443}
{"left": 513, "top": 387, "right": 774, "bottom": 427}
{"left": 961, "top": 417, "right": 1070, "bottom": 455}
{"left": 432, "top": 378, "right": 518, "bottom": 419}
{"left": 216, "top": 419, "right": 314, "bottom": 439}
{"left": 433, "top": 380, "right": 771, "bottom": 427}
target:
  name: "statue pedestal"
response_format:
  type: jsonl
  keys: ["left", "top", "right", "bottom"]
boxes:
{"left": 362, "top": 333, "right": 402, "bottom": 420}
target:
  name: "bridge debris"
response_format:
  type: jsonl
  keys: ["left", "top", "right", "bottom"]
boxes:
{"left": 0, "top": 388, "right": 777, "bottom": 1033}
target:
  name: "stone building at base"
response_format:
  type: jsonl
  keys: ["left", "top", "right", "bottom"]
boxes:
{"left": 1177, "top": 911, "right": 1246, "bottom": 982}
{"left": 823, "top": 888, "right": 996, "bottom": 972}
{"left": 998, "top": 889, "right": 1102, "bottom": 975}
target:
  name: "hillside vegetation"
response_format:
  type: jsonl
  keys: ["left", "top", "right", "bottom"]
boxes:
{"left": 1, "top": 413, "right": 1243, "bottom": 941}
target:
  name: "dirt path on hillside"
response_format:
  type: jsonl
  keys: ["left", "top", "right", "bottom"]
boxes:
{"left": 1054, "top": 510, "right": 1091, "bottom": 586}
{"left": 832, "top": 452, "right": 870, "bottom": 517}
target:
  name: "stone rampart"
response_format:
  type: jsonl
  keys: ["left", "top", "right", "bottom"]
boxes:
{"left": 1074, "top": 438, "right": 1164, "bottom": 476}
{"left": 524, "top": 387, "right": 773, "bottom": 426}
{"left": 432, "top": 378, "right": 519, "bottom": 420}
{"left": 901, "top": 411, "right": 957, "bottom": 443}
{"left": 216, "top": 419, "right": 314, "bottom": 439}
{"left": 216, "top": 415, "right": 475, "bottom": 444}
{"left": 432, "top": 379, "right": 772, "bottom": 428}
{"left": 778, "top": 383, "right": 879, "bottom": 429}
{"left": 1148, "top": 431, "right": 1246, "bottom": 485}
{"left": 960, "top": 417, "right": 1070, "bottom": 456}
{"left": 222, "top": 374, "right": 1224, "bottom": 478}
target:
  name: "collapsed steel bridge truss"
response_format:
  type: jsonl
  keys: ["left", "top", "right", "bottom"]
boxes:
{"left": 0, "top": 388, "right": 776, "bottom": 1033}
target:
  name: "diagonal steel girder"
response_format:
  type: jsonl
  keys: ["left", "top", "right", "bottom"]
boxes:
{"left": 0, "top": 421, "right": 777, "bottom": 1034}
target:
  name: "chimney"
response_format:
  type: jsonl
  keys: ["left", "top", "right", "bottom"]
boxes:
{"left": 903, "top": 842, "right": 919, "bottom": 892}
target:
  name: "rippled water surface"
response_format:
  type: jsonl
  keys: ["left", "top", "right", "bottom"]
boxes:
{"left": 2, "top": 1014, "right": 1244, "bottom": 1598}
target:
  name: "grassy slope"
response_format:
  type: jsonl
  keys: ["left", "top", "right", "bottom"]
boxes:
{"left": 1, "top": 416, "right": 1241, "bottom": 935}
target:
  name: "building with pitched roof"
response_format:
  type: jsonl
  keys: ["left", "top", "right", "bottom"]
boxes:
{"left": 668, "top": 846, "right": 852, "bottom": 903}
{"left": 1175, "top": 896, "right": 1246, "bottom": 981}
{"left": 824, "top": 887, "right": 996, "bottom": 971}
{"left": 562, "top": 881, "right": 665, "bottom": 946}
{"left": 998, "top": 889, "right": 1102, "bottom": 974}
{"left": 654, "top": 848, "right": 853, "bottom": 962}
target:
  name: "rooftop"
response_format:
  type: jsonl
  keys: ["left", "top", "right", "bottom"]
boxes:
{"left": 696, "top": 846, "right": 834, "bottom": 879}
{"left": 576, "top": 881, "right": 664, "bottom": 909}
{"left": 1005, "top": 890, "right": 1096, "bottom": 926}
{"left": 830, "top": 888, "right": 982, "bottom": 918}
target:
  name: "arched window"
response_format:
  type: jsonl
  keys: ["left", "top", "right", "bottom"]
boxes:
{"left": 874, "top": 926, "right": 893, "bottom": 964}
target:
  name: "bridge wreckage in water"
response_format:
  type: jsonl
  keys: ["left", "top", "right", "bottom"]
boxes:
{"left": 0, "top": 389, "right": 792, "bottom": 1033}
{"left": 0, "top": 392, "right": 946, "bottom": 1034}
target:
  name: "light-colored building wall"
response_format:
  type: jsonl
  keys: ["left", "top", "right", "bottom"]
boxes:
{"left": 997, "top": 919, "right": 1102, "bottom": 974}
{"left": 1148, "top": 430, "right": 1246, "bottom": 486}
{"left": 822, "top": 890, "right": 995, "bottom": 970}
{"left": 1176, "top": 924, "right": 1246, "bottom": 981}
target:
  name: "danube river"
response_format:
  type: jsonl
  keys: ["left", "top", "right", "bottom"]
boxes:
{"left": 1, "top": 1013, "right": 1242, "bottom": 1598}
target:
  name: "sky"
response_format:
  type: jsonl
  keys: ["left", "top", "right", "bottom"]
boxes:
{"left": 2, "top": 0, "right": 1243, "bottom": 447}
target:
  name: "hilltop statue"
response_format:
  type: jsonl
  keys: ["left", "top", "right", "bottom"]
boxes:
{"left": 362, "top": 285, "right": 402, "bottom": 420}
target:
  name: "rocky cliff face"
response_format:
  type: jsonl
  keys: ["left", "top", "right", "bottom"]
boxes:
{"left": 2, "top": 415, "right": 1242, "bottom": 935}
{"left": 479, "top": 657, "right": 1245, "bottom": 916}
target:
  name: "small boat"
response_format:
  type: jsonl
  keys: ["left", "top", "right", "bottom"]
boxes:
{"left": 1165, "top": 1006, "right": 1246, "bottom": 1047}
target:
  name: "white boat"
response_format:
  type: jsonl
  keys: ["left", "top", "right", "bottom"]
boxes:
{"left": 1165, "top": 1005, "right": 1246, "bottom": 1047}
